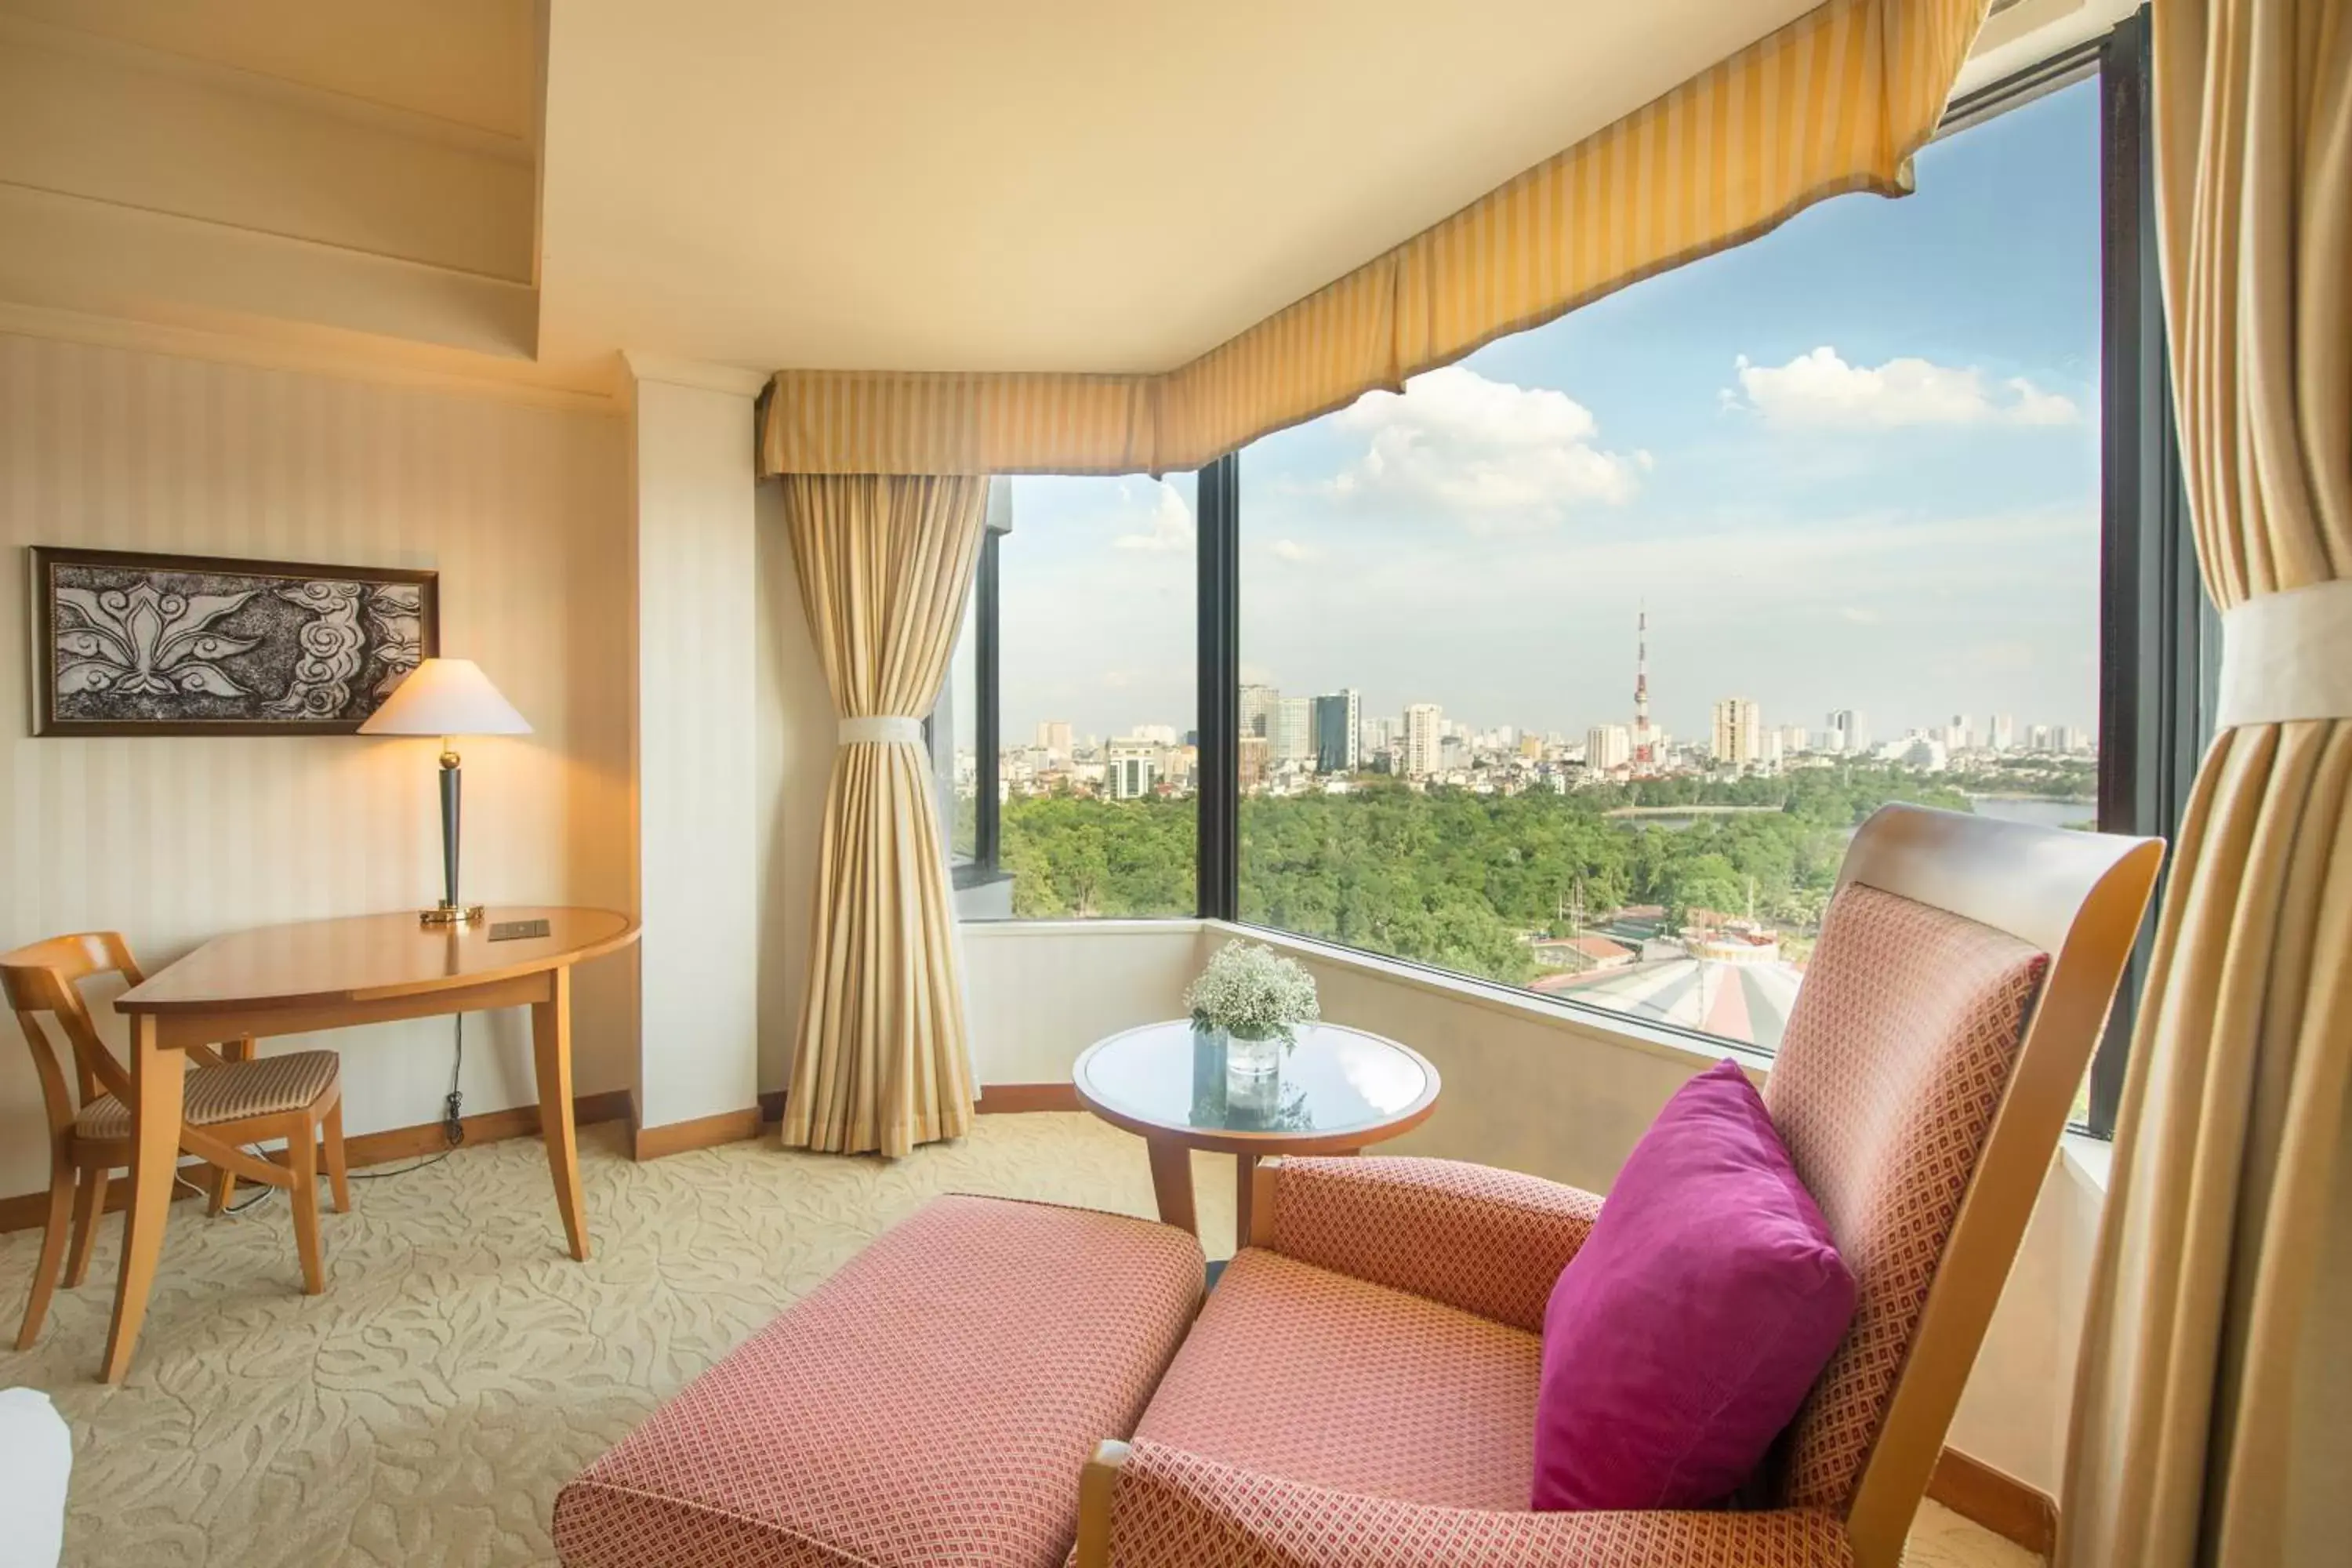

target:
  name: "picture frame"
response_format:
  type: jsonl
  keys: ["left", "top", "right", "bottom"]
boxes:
{"left": 29, "top": 546, "right": 440, "bottom": 737}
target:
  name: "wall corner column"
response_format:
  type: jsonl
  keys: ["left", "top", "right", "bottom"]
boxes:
{"left": 623, "top": 352, "right": 768, "bottom": 1156}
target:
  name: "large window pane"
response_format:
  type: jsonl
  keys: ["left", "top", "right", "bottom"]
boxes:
{"left": 1236, "top": 81, "right": 2102, "bottom": 1052}
{"left": 978, "top": 474, "right": 1197, "bottom": 916}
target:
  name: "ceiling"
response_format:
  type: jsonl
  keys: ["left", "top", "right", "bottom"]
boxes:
{"left": 0, "top": 0, "right": 2118, "bottom": 397}
{"left": 1, "top": 0, "right": 536, "bottom": 143}
{"left": 535, "top": 0, "right": 1817, "bottom": 377}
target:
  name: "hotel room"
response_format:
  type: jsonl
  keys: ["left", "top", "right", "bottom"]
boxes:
{"left": 0, "top": 1, "right": 2342, "bottom": 1565}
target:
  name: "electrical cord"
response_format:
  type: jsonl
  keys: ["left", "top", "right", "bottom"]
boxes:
{"left": 354, "top": 1011, "right": 468, "bottom": 1181}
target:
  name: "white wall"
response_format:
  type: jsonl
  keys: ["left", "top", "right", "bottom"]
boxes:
{"left": 629, "top": 362, "right": 762, "bottom": 1131}
{"left": 963, "top": 921, "right": 1201, "bottom": 1087}
{"left": 0, "top": 331, "right": 635, "bottom": 1197}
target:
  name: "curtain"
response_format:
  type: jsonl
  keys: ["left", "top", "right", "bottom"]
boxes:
{"left": 779, "top": 474, "right": 989, "bottom": 1157}
{"left": 2060, "top": 2, "right": 2351, "bottom": 1564}
{"left": 760, "top": 0, "right": 1989, "bottom": 477}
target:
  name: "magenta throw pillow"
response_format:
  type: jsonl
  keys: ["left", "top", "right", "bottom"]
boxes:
{"left": 1531, "top": 1058, "right": 1854, "bottom": 1511}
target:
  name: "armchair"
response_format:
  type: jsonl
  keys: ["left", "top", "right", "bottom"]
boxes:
{"left": 1076, "top": 804, "right": 2161, "bottom": 1568}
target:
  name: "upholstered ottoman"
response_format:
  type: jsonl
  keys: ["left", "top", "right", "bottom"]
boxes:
{"left": 554, "top": 1195, "right": 1204, "bottom": 1568}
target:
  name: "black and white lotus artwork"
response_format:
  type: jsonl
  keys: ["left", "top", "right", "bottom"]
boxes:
{"left": 31, "top": 547, "right": 439, "bottom": 735}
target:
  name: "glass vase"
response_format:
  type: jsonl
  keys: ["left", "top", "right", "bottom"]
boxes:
{"left": 1225, "top": 1025, "right": 1283, "bottom": 1079}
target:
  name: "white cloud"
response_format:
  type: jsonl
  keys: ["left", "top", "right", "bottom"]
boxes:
{"left": 2001, "top": 377, "right": 2081, "bottom": 426}
{"left": 1725, "top": 347, "right": 2080, "bottom": 430}
{"left": 1269, "top": 539, "right": 1321, "bottom": 565}
{"left": 1112, "top": 483, "right": 1196, "bottom": 553}
{"left": 1317, "top": 365, "right": 1645, "bottom": 527}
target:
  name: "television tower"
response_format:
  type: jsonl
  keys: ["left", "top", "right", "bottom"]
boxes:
{"left": 1632, "top": 602, "right": 1654, "bottom": 767}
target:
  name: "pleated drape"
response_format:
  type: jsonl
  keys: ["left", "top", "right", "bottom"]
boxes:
{"left": 2059, "top": 2, "right": 2352, "bottom": 1563}
{"left": 758, "top": 0, "right": 1989, "bottom": 477}
{"left": 779, "top": 474, "right": 989, "bottom": 1157}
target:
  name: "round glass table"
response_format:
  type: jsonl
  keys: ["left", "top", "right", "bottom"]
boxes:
{"left": 1073, "top": 1019, "right": 1440, "bottom": 1251}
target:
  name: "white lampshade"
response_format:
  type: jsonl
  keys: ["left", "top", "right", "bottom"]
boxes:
{"left": 358, "top": 658, "right": 532, "bottom": 738}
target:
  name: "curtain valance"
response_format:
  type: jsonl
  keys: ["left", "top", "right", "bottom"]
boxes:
{"left": 758, "top": 0, "right": 1990, "bottom": 478}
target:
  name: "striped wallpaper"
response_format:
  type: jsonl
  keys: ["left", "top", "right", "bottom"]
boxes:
{"left": 0, "top": 332, "right": 635, "bottom": 1197}
{"left": 759, "top": 0, "right": 1989, "bottom": 477}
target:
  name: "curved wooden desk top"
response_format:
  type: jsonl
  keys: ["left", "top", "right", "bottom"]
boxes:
{"left": 116, "top": 906, "right": 639, "bottom": 1016}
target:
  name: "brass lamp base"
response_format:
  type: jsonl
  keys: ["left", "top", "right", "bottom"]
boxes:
{"left": 419, "top": 902, "right": 487, "bottom": 927}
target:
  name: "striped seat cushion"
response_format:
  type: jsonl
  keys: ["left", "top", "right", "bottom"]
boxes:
{"left": 76, "top": 1050, "right": 339, "bottom": 1141}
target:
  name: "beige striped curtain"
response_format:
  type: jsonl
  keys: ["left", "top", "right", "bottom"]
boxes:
{"left": 2059, "top": 2, "right": 2351, "bottom": 1564}
{"left": 779, "top": 474, "right": 988, "bottom": 1156}
{"left": 759, "top": 0, "right": 1988, "bottom": 477}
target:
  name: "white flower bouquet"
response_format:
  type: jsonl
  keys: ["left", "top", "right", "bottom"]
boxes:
{"left": 1183, "top": 940, "right": 1320, "bottom": 1044}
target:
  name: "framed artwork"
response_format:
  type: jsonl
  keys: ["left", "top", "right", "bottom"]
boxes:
{"left": 30, "top": 546, "right": 438, "bottom": 736}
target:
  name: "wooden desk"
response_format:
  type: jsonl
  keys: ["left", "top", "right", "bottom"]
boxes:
{"left": 104, "top": 906, "right": 638, "bottom": 1382}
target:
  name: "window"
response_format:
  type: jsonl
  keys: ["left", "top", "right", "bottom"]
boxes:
{"left": 949, "top": 474, "right": 1198, "bottom": 918}
{"left": 952, "top": 17, "right": 2194, "bottom": 1138}
{"left": 1230, "top": 69, "right": 2103, "bottom": 1058}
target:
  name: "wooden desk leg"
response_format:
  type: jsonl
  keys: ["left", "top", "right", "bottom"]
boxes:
{"left": 531, "top": 967, "right": 590, "bottom": 1261}
{"left": 101, "top": 1015, "right": 183, "bottom": 1383}
{"left": 1234, "top": 1152, "right": 1257, "bottom": 1253}
{"left": 1145, "top": 1138, "right": 1197, "bottom": 1235}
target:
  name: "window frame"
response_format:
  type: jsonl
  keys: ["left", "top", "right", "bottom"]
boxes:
{"left": 953, "top": 10, "right": 2195, "bottom": 1137}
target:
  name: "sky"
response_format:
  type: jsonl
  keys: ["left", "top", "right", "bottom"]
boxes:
{"left": 971, "top": 78, "right": 2101, "bottom": 750}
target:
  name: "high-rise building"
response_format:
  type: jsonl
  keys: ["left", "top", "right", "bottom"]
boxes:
{"left": 1359, "top": 715, "right": 1396, "bottom": 757}
{"left": 1272, "top": 696, "right": 1314, "bottom": 762}
{"left": 1312, "top": 689, "right": 1361, "bottom": 774}
{"left": 1949, "top": 714, "right": 1976, "bottom": 752}
{"left": 1035, "top": 720, "right": 1073, "bottom": 762}
{"left": 1827, "top": 708, "right": 1868, "bottom": 753}
{"left": 1711, "top": 698, "right": 1762, "bottom": 768}
{"left": 1238, "top": 684, "right": 1279, "bottom": 739}
{"left": 1131, "top": 723, "right": 1177, "bottom": 746}
{"left": 1105, "top": 738, "right": 1160, "bottom": 800}
{"left": 1403, "top": 703, "right": 1443, "bottom": 778}
{"left": 1778, "top": 724, "right": 1809, "bottom": 757}
{"left": 1631, "top": 604, "right": 1656, "bottom": 766}
{"left": 1237, "top": 735, "right": 1269, "bottom": 793}
{"left": 1585, "top": 724, "right": 1632, "bottom": 771}
{"left": 1988, "top": 713, "right": 2015, "bottom": 752}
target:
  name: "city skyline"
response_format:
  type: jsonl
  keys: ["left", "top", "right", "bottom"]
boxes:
{"left": 996, "top": 619, "right": 2092, "bottom": 768}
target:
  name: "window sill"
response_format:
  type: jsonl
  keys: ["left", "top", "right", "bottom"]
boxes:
{"left": 962, "top": 916, "right": 1203, "bottom": 938}
{"left": 2061, "top": 1130, "right": 2114, "bottom": 1195}
{"left": 1206, "top": 919, "right": 1775, "bottom": 1082}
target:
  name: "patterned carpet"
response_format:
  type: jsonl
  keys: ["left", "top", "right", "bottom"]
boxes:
{"left": 0, "top": 1113, "right": 2030, "bottom": 1567}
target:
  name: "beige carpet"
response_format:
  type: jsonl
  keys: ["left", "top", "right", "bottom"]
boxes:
{"left": 0, "top": 1113, "right": 2031, "bottom": 1567}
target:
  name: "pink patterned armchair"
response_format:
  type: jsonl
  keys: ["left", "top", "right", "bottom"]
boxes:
{"left": 1076, "top": 805, "right": 2161, "bottom": 1568}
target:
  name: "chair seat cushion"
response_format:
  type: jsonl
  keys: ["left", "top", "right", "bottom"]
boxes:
{"left": 75, "top": 1050, "right": 339, "bottom": 1141}
{"left": 554, "top": 1194, "right": 1203, "bottom": 1568}
{"left": 1133, "top": 1247, "right": 1541, "bottom": 1509}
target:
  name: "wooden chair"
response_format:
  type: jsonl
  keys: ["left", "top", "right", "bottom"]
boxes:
{"left": 4, "top": 932, "right": 350, "bottom": 1350}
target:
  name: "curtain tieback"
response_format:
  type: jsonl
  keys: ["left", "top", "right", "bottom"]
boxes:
{"left": 837, "top": 715, "right": 925, "bottom": 746}
{"left": 2216, "top": 579, "right": 2352, "bottom": 728}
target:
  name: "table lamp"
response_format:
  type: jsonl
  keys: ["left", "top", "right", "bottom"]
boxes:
{"left": 359, "top": 658, "right": 531, "bottom": 926}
